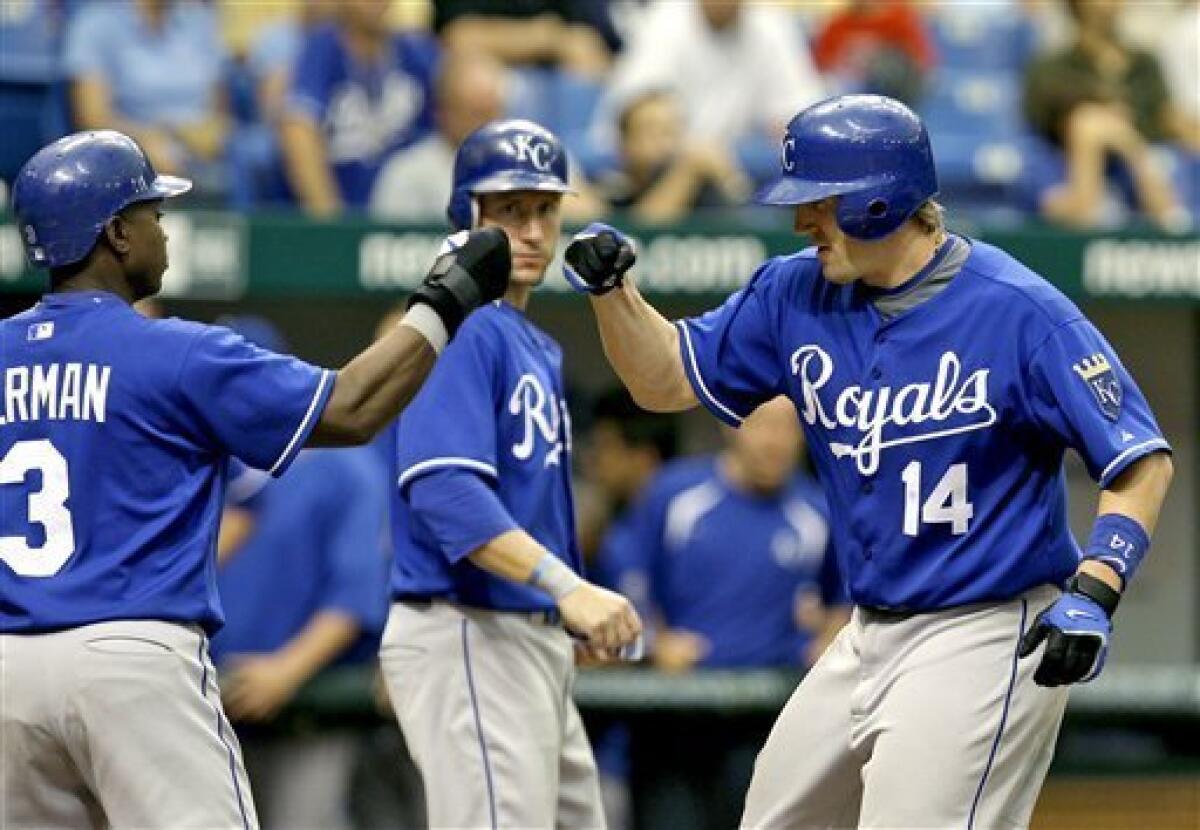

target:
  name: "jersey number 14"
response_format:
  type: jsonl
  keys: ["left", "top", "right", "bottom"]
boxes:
{"left": 0, "top": 440, "right": 75, "bottom": 577}
{"left": 901, "top": 461, "right": 973, "bottom": 536}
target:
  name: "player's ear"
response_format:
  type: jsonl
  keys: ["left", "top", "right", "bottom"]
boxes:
{"left": 101, "top": 214, "right": 133, "bottom": 258}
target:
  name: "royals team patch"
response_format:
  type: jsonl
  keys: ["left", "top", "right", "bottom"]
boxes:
{"left": 1072, "top": 353, "right": 1122, "bottom": 420}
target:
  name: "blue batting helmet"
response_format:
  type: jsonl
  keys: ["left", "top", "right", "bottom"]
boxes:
{"left": 447, "top": 119, "right": 572, "bottom": 230}
{"left": 11, "top": 130, "right": 192, "bottom": 269}
{"left": 755, "top": 95, "right": 938, "bottom": 240}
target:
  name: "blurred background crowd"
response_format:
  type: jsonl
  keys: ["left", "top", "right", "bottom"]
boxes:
{"left": 2, "top": 0, "right": 1198, "bottom": 231}
{"left": 2, "top": 1, "right": 1197, "bottom": 828}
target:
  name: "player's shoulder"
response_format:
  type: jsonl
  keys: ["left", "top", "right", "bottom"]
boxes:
{"left": 745, "top": 249, "right": 830, "bottom": 305}
{"left": 960, "top": 238, "right": 1085, "bottom": 329}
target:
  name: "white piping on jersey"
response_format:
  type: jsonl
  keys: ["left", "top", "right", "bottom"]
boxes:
{"left": 398, "top": 457, "right": 499, "bottom": 489}
{"left": 1099, "top": 438, "right": 1170, "bottom": 486}
{"left": 269, "top": 369, "right": 333, "bottom": 476}
{"left": 664, "top": 480, "right": 723, "bottom": 550}
{"left": 676, "top": 322, "right": 744, "bottom": 426}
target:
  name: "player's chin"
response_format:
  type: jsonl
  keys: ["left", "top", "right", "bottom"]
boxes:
{"left": 511, "top": 261, "right": 548, "bottom": 285}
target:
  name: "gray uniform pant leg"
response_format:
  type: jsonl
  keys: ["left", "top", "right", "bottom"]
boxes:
{"left": 242, "top": 731, "right": 358, "bottom": 830}
{"left": 1, "top": 621, "right": 258, "bottom": 830}
{"left": 742, "top": 586, "right": 1070, "bottom": 830}
{"left": 380, "top": 602, "right": 606, "bottom": 830}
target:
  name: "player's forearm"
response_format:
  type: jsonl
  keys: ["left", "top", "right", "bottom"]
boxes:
{"left": 589, "top": 282, "right": 697, "bottom": 412}
{"left": 310, "top": 324, "right": 436, "bottom": 446}
{"left": 1097, "top": 451, "right": 1173, "bottom": 535}
{"left": 468, "top": 528, "right": 555, "bottom": 584}
{"left": 1081, "top": 450, "right": 1174, "bottom": 590}
{"left": 275, "top": 610, "right": 361, "bottom": 686}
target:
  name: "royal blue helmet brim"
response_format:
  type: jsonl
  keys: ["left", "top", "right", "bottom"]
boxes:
{"left": 753, "top": 175, "right": 883, "bottom": 207}
{"left": 470, "top": 171, "right": 574, "bottom": 195}
{"left": 149, "top": 174, "right": 193, "bottom": 199}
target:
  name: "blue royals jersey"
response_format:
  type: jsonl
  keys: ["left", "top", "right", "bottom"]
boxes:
{"left": 212, "top": 448, "right": 390, "bottom": 667}
{"left": 678, "top": 239, "right": 1169, "bottom": 611}
{"left": 391, "top": 302, "right": 581, "bottom": 611}
{"left": 0, "top": 292, "right": 333, "bottom": 633}
{"left": 621, "top": 457, "right": 842, "bottom": 668}
{"left": 287, "top": 24, "right": 437, "bottom": 207}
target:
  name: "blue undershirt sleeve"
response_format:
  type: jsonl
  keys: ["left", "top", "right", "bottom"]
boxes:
{"left": 406, "top": 467, "right": 520, "bottom": 564}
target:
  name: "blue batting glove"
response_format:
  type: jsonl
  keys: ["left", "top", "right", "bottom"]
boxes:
{"left": 563, "top": 223, "right": 636, "bottom": 295}
{"left": 1017, "top": 591, "right": 1111, "bottom": 686}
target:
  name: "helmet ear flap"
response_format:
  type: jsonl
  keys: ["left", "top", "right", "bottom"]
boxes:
{"left": 447, "top": 189, "right": 473, "bottom": 230}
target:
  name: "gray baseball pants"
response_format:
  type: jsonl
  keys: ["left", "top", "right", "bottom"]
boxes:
{"left": 380, "top": 600, "right": 606, "bottom": 830}
{"left": 742, "top": 585, "right": 1070, "bottom": 830}
{"left": 1, "top": 619, "right": 257, "bottom": 829}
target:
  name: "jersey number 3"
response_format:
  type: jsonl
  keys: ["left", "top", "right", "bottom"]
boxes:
{"left": 0, "top": 440, "right": 76, "bottom": 577}
{"left": 901, "top": 461, "right": 973, "bottom": 536}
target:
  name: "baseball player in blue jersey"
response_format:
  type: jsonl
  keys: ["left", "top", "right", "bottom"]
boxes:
{"left": 380, "top": 119, "right": 642, "bottom": 830}
{"left": 0, "top": 130, "right": 508, "bottom": 829}
{"left": 564, "top": 95, "right": 1174, "bottom": 829}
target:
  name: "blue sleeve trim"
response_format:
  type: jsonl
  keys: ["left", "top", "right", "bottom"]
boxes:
{"left": 1098, "top": 439, "right": 1172, "bottom": 488}
{"left": 269, "top": 369, "right": 335, "bottom": 477}
{"left": 675, "top": 321, "right": 744, "bottom": 427}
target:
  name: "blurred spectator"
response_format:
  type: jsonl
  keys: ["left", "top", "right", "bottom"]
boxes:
{"left": 596, "top": 89, "right": 751, "bottom": 224}
{"left": 622, "top": 396, "right": 846, "bottom": 830}
{"left": 370, "top": 52, "right": 506, "bottom": 221}
{"left": 631, "top": 397, "right": 845, "bottom": 675}
{"left": 1157, "top": 0, "right": 1200, "bottom": 124}
{"left": 812, "top": 0, "right": 936, "bottom": 105}
{"left": 596, "top": 0, "right": 823, "bottom": 183}
{"left": 1023, "top": 0, "right": 1194, "bottom": 229}
{"left": 434, "top": 0, "right": 620, "bottom": 78}
{"left": 211, "top": 315, "right": 393, "bottom": 830}
{"left": 64, "top": 0, "right": 230, "bottom": 187}
{"left": 244, "top": 0, "right": 340, "bottom": 128}
{"left": 583, "top": 387, "right": 680, "bottom": 632}
{"left": 577, "top": 388, "right": 679, "bottom": 830}
{"left": 279, "top": 0, "right": 438, "bottom": 216}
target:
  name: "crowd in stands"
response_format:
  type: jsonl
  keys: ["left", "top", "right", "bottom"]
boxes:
{"left": 2, "top": 0, "right": 1198, "bottom": 230}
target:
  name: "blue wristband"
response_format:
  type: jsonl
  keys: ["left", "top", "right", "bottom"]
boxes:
{"left": 1085, "top": 513, "right": 1150, "bottom": 588}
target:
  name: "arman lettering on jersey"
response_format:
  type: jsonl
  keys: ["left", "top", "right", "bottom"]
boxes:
{"left": 0, "top": 363, "right": 111, "bottom": 426}
{"left": 790, "top": 345, "right": 996, "bottom": 475}
{"left": 1072, "top": 352, "right": 1122, "bottom": 421}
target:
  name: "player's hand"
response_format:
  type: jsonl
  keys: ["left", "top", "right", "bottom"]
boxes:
{"left": 221, "top": 654, "right": 306, "bottom": 722}
{"left": 563, "top": 223, "right": 636, "bottom": 295}
{"left": 409, "top": 227, "right": 511, "bottom": 337}
{"left": 651, "top": 629, "right": 709, "bottom": 674}
{"left": 1017, "top": 592, "right": 1111, "bottom": 686}
{"left": 557, "top": 581, "right": 642, "bottom": 651}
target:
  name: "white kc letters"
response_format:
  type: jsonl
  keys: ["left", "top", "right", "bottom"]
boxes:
{"left": 512, "top": 133, "right": 554, "bottom": 171}
{"left": 790, "top": 345, "right": 997, "bottom": 475}
{"left": 509, "top": 373, "right": 568, "bottom": 467}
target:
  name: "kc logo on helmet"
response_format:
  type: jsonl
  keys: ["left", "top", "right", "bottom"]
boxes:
{"left": 512, "top": 133, "right": 554, "bottom": 172}
{"left": 781, "top": 135, "right": 797, "bottom": 173}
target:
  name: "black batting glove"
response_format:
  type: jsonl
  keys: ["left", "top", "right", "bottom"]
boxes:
{"left": 409, "top": 227, "right": 510, "bottom": 337}
{"left": 1017, "top": 574, "right": 1118, "bottom": 687}
{"left": 563, "top": 223, "right": 636, "bottom": 296}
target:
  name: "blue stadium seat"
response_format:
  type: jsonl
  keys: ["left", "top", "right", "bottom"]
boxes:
{"left": 928, "top": 10, "right": 1036, "bottom": 72}
{"left": 0, "top": 2, "right": 66, "bottom": 181}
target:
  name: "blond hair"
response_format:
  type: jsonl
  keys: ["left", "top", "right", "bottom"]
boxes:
{"left": 912, "top": 200, "right": 945, "bottom": 236}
